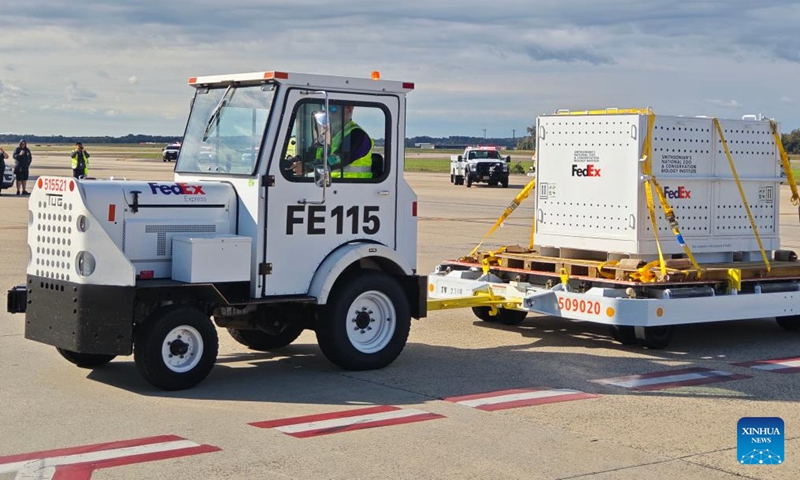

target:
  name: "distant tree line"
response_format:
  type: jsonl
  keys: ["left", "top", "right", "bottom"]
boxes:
{"left": 0, "top": 134, "right": 181, "bottom": 145}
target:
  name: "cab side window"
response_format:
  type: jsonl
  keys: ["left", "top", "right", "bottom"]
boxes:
{"left": 280, "top": 100, "right": 389, "bottom": 182}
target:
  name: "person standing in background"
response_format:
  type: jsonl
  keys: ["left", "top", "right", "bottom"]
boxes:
{"left": 0, "top": 146, "right": 8, "bottom": 196}
{"left": 71, "top": 142, "right": 90, "bottom": 178}
{"left": 12, "top": 140, "right": 32, "bottom": 196}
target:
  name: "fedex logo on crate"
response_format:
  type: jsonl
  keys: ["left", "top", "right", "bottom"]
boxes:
{"left": 571, "top": 164, "right": 601, "bottom": 177}
{"left": 147, "top": 182, "right": 206, "bottom": 195}
{"left": 663, "top": 185, "right": 691, "bottom": 199}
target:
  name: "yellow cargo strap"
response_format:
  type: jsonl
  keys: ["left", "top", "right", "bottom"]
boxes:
{"left": 770, "top": 119, "right": 800, "bottom": 206}
{"left": 481, "top": 247, "right": 506, "bottom": 275}
{"left": 641, "top": 113, "right": 704, "bottom": 280}
{"left": 712, "top": 118, "right": 771, "bottom": 272}
{"left": 467, "top": 179, "right": 537, "bottom": 258}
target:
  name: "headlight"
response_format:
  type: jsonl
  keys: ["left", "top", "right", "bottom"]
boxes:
{"left": 76, "top": 251, "right": 96, "bottom": 277}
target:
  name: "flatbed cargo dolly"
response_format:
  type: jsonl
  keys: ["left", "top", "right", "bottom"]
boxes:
{"left": 428, "top": 108, "right": 800, "bottom": 349}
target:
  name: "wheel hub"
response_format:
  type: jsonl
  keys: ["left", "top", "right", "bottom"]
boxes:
{"left": 169, "top": 338, "right": 189, "bottom": 356}
{"left": 354, "top": 310, "right": 372, "bottom": 330}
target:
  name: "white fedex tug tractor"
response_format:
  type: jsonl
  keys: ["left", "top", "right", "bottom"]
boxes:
{"left": 7, "top": 71, "right": 425, "bottom": 390}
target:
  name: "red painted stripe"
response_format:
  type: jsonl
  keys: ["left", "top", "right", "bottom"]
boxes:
{"left": 626, "top": 374, "right": 751, "bottom": 391}
{"left": 286, "top": 413, "right": 445, "bottom": 438}
{"left": 733, "top": 356, "right": 800, "bottom": 367}
{"left": 0, "top": 435, "right": 184, "bottom": 464}
{"left": 52, "top": 445, "right": 221, "bottom": 480}
{"left": 249, "top": 405, "right": 399, "bottom": 429}
{"left": 475, "top": 393, "right": 600, "bottom": 411}
{"left": 443, "top": 388, "right": 539, "bottom": 403}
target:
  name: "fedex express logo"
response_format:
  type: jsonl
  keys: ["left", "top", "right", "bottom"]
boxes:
{"left": 571, "top": 164, "right": 601, "bottom": 177}
{"left": 148, "top": 182, "right": 206, "bottom": 195}
{"left": 663, "top": 185, "right": 691, "bottom": 199}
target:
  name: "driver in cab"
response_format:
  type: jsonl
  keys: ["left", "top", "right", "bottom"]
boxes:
{"left": 288, "top": 105, "right": 373, "bottom": 179}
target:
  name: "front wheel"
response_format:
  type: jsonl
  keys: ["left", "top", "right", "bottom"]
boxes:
{"left": 56, "top": 348, "right": 116, "bottom": 368}
{"left": 472, "top": 306, "right": 527, "bottom": 325}
{"left": 316, "top": 271, "right": 411, "bottom": 370}
{"left": 466, "top": 174, "right": 473, "bottom": 188}
{"left": 228, "top": 325, "right": 304, "bottom": 351}
{"left": 501, "top": 177, "right": 509, "bottom": 188}
{"left": 134, "top": 304, "right": 219, "bottom": 390}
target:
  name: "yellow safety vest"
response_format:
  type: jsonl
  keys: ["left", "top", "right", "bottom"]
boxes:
{"left": 318, "top": 121, "right": 373, "bottom": 178}
{"left": 71, "top": 150, "right": 90, "bottom": 174}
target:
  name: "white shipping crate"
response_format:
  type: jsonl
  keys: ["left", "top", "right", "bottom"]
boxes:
{"left": 172, "top": 235, "right": 251, "bottom": 283}
{"left": 534, "top": 112, "right": 781, "bottom": 261}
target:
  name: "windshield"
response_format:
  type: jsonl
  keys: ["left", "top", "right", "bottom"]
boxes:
{"left": 176, "top": 84, "right": 275, "bottom": 175}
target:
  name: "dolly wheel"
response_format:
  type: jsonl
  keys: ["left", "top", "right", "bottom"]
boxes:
{"left": 634, "top": 325, "right": 674, "bottom": 349}
{"left": 472, "top": 307, "right": 528, "bottom": 325}
{"left": 608, "top": 325, "right": 638, "bottom": 345}
{"left": 776, "top": 315, "right": 800, "bottom": 331}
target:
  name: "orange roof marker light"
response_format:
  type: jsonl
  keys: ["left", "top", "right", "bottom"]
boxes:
{"left": 371, "top": 71, "right": 381, "bottom": 80}
{"left": 263, "top": 71, "right": 289, "bottom": 80}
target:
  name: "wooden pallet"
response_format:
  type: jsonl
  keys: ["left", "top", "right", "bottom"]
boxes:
{"left": 469, "top": 247, "right": 800, "bottom": 285}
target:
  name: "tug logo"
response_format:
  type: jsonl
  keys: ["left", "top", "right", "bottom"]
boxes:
{"left": 571, "top": 164, "right": 601, "bottom": 177}
{"left": 148, "top": 182, "right": 206, "bottom": 195}
{"left": 663, "top": 185, "right": 691, "bottom": 199}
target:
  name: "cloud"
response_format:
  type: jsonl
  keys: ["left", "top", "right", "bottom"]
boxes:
{"left": 706, "top": 99, "right": 743, "bottom": 108}
{"left": 3, "top": 0, "right": 800, "bottom": 135}
{"left": 65, "top": 79, "right": 97, "bottom": 102}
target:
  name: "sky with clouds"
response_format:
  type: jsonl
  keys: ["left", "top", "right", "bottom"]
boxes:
{"left": 2, "top": 0, "right": 800, "bottom": 138}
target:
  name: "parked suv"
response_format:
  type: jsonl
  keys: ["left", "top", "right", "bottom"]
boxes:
{"left": 162, "top": 143, "right": 181, "bottom": 162}
{"left": 1, "top": 164, "right": 15, "bottom": 193}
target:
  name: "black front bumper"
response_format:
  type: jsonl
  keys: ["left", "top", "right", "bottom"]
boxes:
{"left": 21, "top": 276, "right": 135, "bottom": 355}
{"left": 470, "top": 163, "right": 508, "bottom": 180}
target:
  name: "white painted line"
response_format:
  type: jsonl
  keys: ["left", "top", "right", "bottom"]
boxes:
{"left": 275, "top": 408, "right": 432, "bottom": 435}
{"left": 0, "top": 440, "right": 199, "bottom": 474}
{"left": 457, "top": 389, "right": 585, "bottom": 408}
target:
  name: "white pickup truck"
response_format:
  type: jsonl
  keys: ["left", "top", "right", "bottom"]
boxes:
{"left": 450, "top": 146, "right": 511, "bottom": 188}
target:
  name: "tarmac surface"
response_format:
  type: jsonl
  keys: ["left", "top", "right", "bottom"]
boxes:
{"left": 0, "top": 154, "right": 798, "bottom": 479}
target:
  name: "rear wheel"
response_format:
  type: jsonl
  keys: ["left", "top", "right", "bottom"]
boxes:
{"left": 608, "top": 325, "right": 638, "bottom": 345}
{"left": 56, "top": 348, "right": 116, "bottom": 368}
{"left": 134, "top": 304, "right": 219, "bottom": 390}
{"left": 634, "top": 325, "right": 674, "bottom": 349}
{"left": 316, "top": 271, "right": 411, "bottom": 370}
{"left": 472, "top": 306, "right": 527, "bottom": 325}
{"left": 227, "top": 325, "right": 304, "bottom": 351}
{"left": 455, "top": 175, "right": 464, "bottom": 185}
{"left": 776, "top": 315, "right": 800, "bottom": 331}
